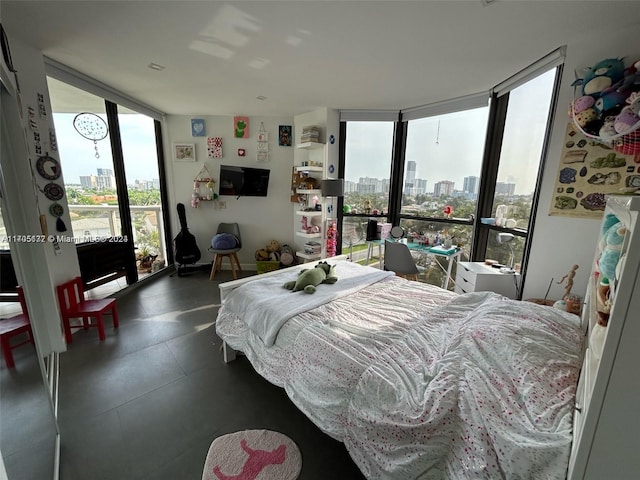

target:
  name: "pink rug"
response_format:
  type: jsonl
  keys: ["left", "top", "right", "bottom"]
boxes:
{"left": 202, "top": 430, "right": 302, "bottom": 480}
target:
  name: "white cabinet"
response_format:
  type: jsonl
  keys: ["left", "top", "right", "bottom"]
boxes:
{"left": 294, "top": 142, "right": 327, "bottom": 262}
{"left": 568, "top": 195, "right": 640, "bottom": 479}
{"left": 454, "top": 261, "right": 520, "bottom": 299}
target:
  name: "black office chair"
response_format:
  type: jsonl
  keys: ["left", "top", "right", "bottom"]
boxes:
{"left": 209, "top": 223, "right": 242, "bottom": 280}
{"left": 383, "top": 241, "right": 420, "bottom": 281}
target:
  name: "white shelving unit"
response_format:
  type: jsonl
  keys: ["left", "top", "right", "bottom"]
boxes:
{"left": 568, "top": 194, "right": 640, "bottom": 479}
{"left": 294, "top": 141, "right": 327, "bottom": 262}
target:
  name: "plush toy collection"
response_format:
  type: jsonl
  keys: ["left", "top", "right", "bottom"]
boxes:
{"left": 255, "top": 240, "right": 297, "bottom": 267}
{"left": 570, "top": 57, "right": 640, "bottom": 153}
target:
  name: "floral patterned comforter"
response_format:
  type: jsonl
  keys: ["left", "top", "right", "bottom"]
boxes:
{"left": 216, "top": 270, "right": 583, "bottom": 479}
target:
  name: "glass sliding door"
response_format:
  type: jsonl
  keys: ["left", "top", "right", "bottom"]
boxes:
{"left": 46, "top": 76, "right": 168, "bottom": 289}
{"left": 118, "top": 106, "right": 167, "bottom": 274}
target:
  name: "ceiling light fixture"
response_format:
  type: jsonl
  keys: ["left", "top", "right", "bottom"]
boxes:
{"left": 256, "top": 95, "right": 267, "bottom": 101}
{"left": 148, "top": 62, "right": 165, "bottom": 71}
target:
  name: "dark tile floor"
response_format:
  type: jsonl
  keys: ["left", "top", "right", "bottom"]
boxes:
{"left": 2, "top": 268, "right": 366, "bottom": 479}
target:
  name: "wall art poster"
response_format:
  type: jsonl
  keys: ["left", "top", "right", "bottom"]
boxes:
{"left": 548, "top": 122, "right": 638, "bottom": 218}
{"left": 191, "top": 118, "right": 205, "bottom": 137}
{"left": 174, "top": 143, "right": 196, "bottom": 162}
{"left": 279, "top": 125, "right": 292, "bottom": 146}
{"left": 233, "top": 116, "right": 249, "bottom": 138}
{"left": 207, "top": 137, "right": 223, "bottom": 158}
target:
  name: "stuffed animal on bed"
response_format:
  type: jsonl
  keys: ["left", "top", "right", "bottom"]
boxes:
{"left": 283, "top": 261, "right": 337, "bottom": 293}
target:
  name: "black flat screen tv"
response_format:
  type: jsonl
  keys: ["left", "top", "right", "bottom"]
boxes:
{"left": 218, "top": 165, "right": 270, "bottom": 198}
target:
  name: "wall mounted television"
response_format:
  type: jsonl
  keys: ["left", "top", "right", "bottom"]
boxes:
{"left": 218, "top": 165, "right": 271, "bottom": 198}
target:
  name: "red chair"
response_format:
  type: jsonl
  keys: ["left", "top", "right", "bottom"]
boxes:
{"left": 56, "top": 277, "right": 119, "bottom": 343}
{"left": 0, "top": 286, "right": 35, "bottom": 368}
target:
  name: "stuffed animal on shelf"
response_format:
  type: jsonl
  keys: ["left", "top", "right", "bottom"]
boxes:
{"left": 599, "top": 220, "right": 627, "bottom": 281}
{"left": 283, "top": 262, "right": 337, "bottom": 294}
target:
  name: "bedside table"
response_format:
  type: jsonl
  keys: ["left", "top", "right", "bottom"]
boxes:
{"left": 454, "top": 261, "right": 520, "bottom": 299}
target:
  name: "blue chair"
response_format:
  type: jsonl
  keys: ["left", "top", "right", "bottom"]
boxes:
{"left": 209, "top": 223, "right": 242, "bottom": 280}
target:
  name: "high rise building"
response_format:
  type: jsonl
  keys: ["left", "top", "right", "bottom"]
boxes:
{"left": 433, "top": 180, "right": 455, "bottom": 197}
{"left": 463, "top": 176, "right": 479, "bottom": 195}
{"left": 495, "top": 182, "right": 516, "bottom": 196}
{"left": 404, "top": 160, "right": 416, "bottom": 194}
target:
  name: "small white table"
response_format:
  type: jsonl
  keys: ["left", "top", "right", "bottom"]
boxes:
{"left": 366, "top": 240, "right": 462, "bottom": 289}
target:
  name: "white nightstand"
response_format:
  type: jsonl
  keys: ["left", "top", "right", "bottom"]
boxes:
{"left": 455, "top": 261, "right": 520, "bottom": 299}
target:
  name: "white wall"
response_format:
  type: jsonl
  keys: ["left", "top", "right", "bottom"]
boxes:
{"left": 1, "top": 36, "right": 76, "bottom": 354}
{"left": 163, "top": 115, "right": 294, "bottom": 269}
{"left": 524, "top": 24, "right": 638, "bottom": 300}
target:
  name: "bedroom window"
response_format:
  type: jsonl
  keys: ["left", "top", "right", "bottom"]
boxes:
{"left": 339, "top": 48, "right": 564, "bottom": 295}
{"left": 339, "top": 117, "right": 398, "bottom": 262}
{"left": 400, "top": 106, "right": 489, "bottom": 258}
{"left": 475, "top": 53, "right": 563, "bottom": 277}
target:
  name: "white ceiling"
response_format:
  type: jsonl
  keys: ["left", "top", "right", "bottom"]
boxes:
{"left": 3, "top": 1, "right": 640, "bottom": 117}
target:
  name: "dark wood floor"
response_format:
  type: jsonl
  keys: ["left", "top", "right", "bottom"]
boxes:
{"left": 1, "top": 268, "right": 365, "bottom": 479}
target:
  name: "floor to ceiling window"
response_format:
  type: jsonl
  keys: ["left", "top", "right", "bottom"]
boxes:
{"left": 483, "top": 68, "right": 559, "bottom": 271}
{"left": 340, "top": 118, "right": 396, "bottom": 264}
{"left": 338, "top": 49, "right": 564, "bottom": 294}
{"left": 399, "top": 106, "right": 489, "bottom": 286}
{"left": 46, "top": 75, "right": 169, "bottom": 288}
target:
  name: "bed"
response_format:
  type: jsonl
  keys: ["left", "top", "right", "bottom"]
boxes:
{"left": 215, "top": 260, "right": 584, "bottom": 479}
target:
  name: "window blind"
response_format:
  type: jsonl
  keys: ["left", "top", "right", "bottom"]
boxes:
{"left": 401, "top": 91, "right": 490, "bottom": 121}
{"left": 492, "top": 46, "right": 566, "bottom": 97}
{"left": 45, "top": 57, "right": 165, "bottom": 120}
{"left": 339, "top": 110, "right": 399, "bottom": 122}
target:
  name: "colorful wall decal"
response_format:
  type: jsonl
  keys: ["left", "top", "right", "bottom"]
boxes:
{"left": 549, "top": 123, "right": 639, "bottom": 218}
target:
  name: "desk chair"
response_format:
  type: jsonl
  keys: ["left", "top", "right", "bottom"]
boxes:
{"left": 56, "top": 277, "right": 119, "bottom": 343}
{"left": 209, "top": 223, "right": 242, "bottom": 280}
{"left": 383, "top": 241, "right": 420, "bottom": 281}
{"left": 0, "top": 286, "right": 35, "bottom": 368}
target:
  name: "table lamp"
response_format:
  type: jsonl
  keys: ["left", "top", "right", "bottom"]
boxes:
{"left": 496, "top": 232, "right": 515, "bottom": 270}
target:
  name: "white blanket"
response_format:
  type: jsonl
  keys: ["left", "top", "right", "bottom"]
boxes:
{"left": 222, "top": 261, "right": 393, "bottom": 347}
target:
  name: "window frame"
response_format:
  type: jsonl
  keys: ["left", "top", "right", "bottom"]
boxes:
{"left": 338, "top": 51, "right": 565, "bottom": 297}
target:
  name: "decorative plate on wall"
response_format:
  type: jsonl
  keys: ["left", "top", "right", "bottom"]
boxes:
{"left": 36, "top": 154, "right": 61, "bottom": 180}
{"left": 43, "top": 182, "right": 64, "bottom": 201}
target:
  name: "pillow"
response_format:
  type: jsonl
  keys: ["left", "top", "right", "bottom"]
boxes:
{"left": 211, "top": 233, "right": 239, "bottom": 250}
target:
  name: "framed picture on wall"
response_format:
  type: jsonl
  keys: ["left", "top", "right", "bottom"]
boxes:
{"left": 174, "top": 143, "right": 196, "bottom": 162}
{"left": 279, "top": 125, "right": 292, "bottom": 146}
{"left": 233, "top": 116, "right": 249, "bottom": 138}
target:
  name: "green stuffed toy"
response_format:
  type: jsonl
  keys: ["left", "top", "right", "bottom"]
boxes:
{"left": 283, "top": 261, "right": 337, "bottom": 293}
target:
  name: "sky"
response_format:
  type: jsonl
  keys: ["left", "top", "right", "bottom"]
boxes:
{"left": 53, "top": 113, "right": 159, "bottom": 186}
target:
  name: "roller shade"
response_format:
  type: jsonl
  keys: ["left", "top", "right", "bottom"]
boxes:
{"left": 401, "top": 91, "right": 490, "bottom": 121}
{"left": 45, "top": 57, "right": 165, "bottom": 120}
{"left": 339, "top": 110, "right": 400, "bottom": 122}
{"left": 493, "top": 46, "right": 566, "bottom": 97}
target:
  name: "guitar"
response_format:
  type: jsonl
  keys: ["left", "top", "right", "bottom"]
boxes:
{"left": 174, "top": 203, "right": 201, "bottom": 265}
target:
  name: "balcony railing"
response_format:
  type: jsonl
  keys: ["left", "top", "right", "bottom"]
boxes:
{"left": 67, "top": 204, "right": 168, "bottom": 265}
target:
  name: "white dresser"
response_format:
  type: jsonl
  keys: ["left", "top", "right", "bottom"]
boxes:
{"left": 454, "top": 261, "right": 520, "bottom": 299}
{"left": 568, "top": 194, "right": 640, "bottom": 479}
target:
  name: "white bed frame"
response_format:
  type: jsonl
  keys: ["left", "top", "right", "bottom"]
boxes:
{"left": 218, "top": 255, "right": 349, "bottom": 363}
